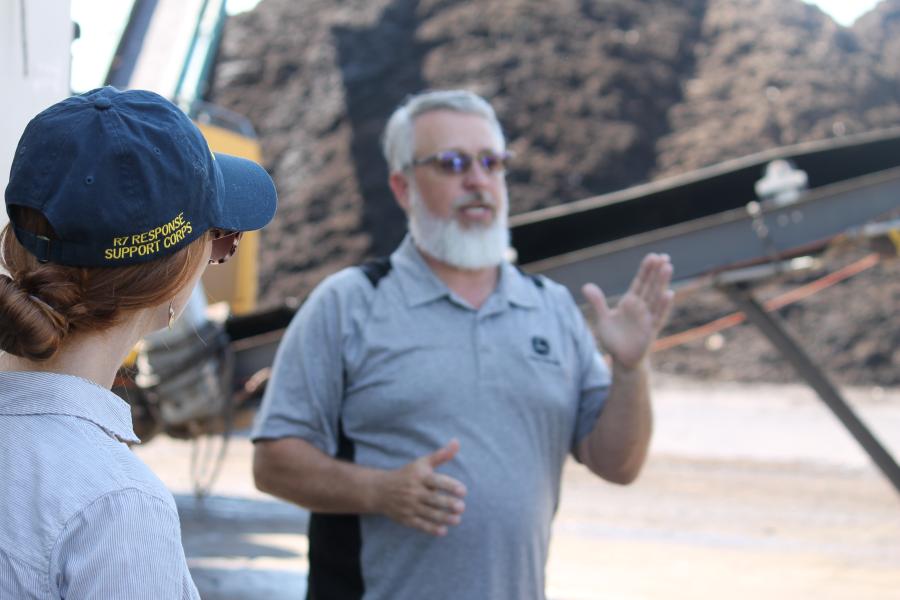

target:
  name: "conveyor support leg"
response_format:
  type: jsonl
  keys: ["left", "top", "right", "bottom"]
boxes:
{"left": 719, "top": 282, "right": 900, "bottom": 496}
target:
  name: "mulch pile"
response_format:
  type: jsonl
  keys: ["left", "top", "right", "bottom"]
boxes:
{"left": 209, "top": 0, "right": 900, "bottom": 386}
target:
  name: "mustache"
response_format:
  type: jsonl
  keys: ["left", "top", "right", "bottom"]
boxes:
{"left": 453, "top": 191, "right": 497, "bottom": 208}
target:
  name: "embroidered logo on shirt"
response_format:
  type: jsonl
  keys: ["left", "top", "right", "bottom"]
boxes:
{"left": 531, "top": 336, "right": 550, "bottom": 356}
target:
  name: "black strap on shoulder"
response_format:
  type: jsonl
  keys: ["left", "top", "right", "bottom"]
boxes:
{"left": 515, "top": 264, "right": 544, "bottom": 289}
{"left": 358, "top": 257, "right": 392, "bottom": 287}
{"left": 306, "top": 422, "right": 364, "bottom": 600}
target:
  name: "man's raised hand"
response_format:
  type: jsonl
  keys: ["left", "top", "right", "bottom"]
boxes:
{"left": 582, "top": 253, "right": 674, "bottom": 370}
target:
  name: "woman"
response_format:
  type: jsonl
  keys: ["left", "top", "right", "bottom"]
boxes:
{"left": 0, "top": 87, "right": 277, "bottom": 599}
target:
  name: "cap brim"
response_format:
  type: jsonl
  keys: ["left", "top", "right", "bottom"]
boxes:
{"left": 212, "top": 152, "right": 277, "bottom": 232}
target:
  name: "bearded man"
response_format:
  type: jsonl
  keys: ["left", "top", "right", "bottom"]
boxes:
{"left": 251, "top": 90, "right": 674, "bottom": 600}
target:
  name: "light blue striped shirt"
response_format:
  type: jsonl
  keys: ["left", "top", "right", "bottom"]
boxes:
{"left": 0, "top": 371, "right": 200, "bottom": 599}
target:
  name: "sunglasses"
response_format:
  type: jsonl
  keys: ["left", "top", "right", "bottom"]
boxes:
{"left": 209, "top": 229, "right": 243, "bottom": 265}
{"left": 411, "top": 150, "right": 512, "bottom": 175}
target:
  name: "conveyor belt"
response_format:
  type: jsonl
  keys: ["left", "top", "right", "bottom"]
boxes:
{"left": 512, "top": 127, "right": 900, "bottom": 296}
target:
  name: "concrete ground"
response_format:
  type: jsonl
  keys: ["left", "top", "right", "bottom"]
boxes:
{"left": 135, "top": 375, "right": 900, "bottom": 599}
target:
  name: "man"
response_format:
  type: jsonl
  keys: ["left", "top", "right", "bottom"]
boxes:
{"left": 252, "top": 90, "right": 673, "bottom": 600}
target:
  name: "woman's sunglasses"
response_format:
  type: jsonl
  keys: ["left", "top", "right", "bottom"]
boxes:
{"left": 209, "top": 229, "right": 243, "bottom": 265}
{"left": 411, "top": 150, "right": 512, "bottom": 175}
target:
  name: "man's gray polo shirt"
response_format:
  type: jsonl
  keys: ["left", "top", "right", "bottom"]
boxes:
{"left": 0, "top": 371, "right": 199, "bottom": 600}
{"left": 254, "top": 236, "right": 611, "bottom": 600}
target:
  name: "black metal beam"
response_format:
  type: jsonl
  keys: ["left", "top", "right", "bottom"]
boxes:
{"left": 511, "top": 126, "right": 900, "bottom": 264}
{"left": 522, "top": 167, "right": 900, "bottom": 299}
{"left": 719, "top": 282, "right": 900, "bottom": 496}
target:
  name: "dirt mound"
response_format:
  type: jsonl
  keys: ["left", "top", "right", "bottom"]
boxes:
{"left": 209, "top": 0, "right": 899, "bottom": 385}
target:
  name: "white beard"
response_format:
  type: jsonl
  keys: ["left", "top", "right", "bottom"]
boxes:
{"left": 407, "top": 184, "right": 510, "bottom": 270}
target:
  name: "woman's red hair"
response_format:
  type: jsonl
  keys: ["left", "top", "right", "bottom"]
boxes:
{"left": 0, "top": 207, "right": 209, "bottom": 361}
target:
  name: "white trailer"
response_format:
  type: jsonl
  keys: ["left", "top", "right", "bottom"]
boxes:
{"left": 0, "top": 0, "right": 73, "bottom": 232}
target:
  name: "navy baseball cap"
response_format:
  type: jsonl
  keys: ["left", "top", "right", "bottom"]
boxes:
{"left": 4, "top": 86, "right": 277, "bottom": 267}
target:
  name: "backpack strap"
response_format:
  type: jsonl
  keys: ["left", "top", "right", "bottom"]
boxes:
{"left": 358, "top": 257, "right": 393, "bottom": 287}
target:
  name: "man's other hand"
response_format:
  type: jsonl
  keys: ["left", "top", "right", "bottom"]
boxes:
{"left": 374, "top": 439, "right": 467, "bottom": 536}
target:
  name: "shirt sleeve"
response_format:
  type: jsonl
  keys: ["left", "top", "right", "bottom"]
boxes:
{"left": 51, "top": 488, "right": 199, "bottom": 600}
{"left": 251, "top": 271, "right": 358, "bottom": 456}
{"left": 564, "top": 289, "right": 612, "bottom": 452}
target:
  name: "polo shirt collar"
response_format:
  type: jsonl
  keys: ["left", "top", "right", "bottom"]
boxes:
{"left": 0, "top": 371, "right": 139, "bottom": 444}
{"left": 498, "top": 261, "right": 541, "bottom": 309}
{"left": 392, "top": 235, "right": 454, "bottom": 307}
{"left": 391, "top": 235, "right": 540, "bottom": 310}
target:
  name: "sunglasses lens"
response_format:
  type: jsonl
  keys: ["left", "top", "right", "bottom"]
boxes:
{"left": 436, "top": 152, "right": 470, "bottom": 174}
{"left": 480, "top": 154, "right": 500, "bottom": 173}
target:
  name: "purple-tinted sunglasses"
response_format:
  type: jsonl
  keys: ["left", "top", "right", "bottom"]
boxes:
{"left": 411, "top": 149, "right": 512, "bottom": 175}
{"left": 209, "top": 228, "right": 243, "bottom": 265}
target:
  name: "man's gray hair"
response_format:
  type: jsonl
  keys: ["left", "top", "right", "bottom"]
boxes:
{"left": 381, "top": 90, "right": 505, "bottom": 173}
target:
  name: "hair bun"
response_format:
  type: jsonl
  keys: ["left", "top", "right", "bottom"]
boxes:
{"left": 0, "top": 274, "right": 68, "bottom": 360}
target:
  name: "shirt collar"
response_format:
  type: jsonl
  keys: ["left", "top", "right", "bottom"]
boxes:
{"left": 498, "top": 261, "right": 541, "bottom": 309}
{"left": 0, "top": 371, "right": 139, "bottom": 444}
{"left": 391, "top": 235, "right": 541, "bottom": 310}
{"left": 391, "top": 235, "right": 454, "bottom": 308}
